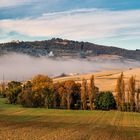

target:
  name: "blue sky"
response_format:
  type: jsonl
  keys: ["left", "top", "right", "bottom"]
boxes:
{"left": 0, "top": 0, "right": 140, "bottom": 50}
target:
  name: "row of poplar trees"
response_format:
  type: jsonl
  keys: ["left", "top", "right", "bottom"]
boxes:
{"left": 116, "top": 73, "right": 140, "bottom": 112}
{"left": 81, "top": 76, "right": 97, "bottom": 110}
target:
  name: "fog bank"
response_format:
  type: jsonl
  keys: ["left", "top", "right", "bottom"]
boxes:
{"left": 0, "top": 53, "right": 140, "bottom": 81}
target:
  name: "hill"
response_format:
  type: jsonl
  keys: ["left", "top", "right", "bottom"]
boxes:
{"left": 0, "top": 38, "right": 140, "bottom": 60}
{"left": 54, "top": 68, "right": 140, "bottom": 93}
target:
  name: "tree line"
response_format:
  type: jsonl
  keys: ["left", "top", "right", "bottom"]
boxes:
{"left": 0, "top": 73, "right": 140, "bottom": 112}
{"left": 116, "top": 73, "right": 140, "bottom": 112}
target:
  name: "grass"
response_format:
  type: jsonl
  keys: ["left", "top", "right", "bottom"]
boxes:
{"left": 0, "top": 98, "right": 140, "bottom": 140}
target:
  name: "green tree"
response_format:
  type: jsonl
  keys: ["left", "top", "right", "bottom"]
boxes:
{"left": 6, "top": 81, "right": 22, "bottom": 104}
{"left": 94, "top": 91, "right": 116, "bottom": 110}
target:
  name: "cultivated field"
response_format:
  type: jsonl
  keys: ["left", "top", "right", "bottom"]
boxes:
{"left": 0, "top": 98, "right": 140, "bottom": 140}
{"left": 54, "top": 68, "right": 140, "bottom": 92}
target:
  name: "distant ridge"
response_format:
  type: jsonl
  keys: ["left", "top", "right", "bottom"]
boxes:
{"left": 0, "top": 38, "right": 140, "bottom": 60}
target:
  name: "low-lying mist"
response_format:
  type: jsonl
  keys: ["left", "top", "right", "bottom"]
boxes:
{"left": 0, "top": 53, "right": 140, "bottom": 81}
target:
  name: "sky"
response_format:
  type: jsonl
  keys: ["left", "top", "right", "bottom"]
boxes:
{"left": 0, "top": 0, "right": 140, "bottom": 50}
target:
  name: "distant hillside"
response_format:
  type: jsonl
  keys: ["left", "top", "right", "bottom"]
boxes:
{"left": 54, "top": 68, "right": 140, "bottom": 92}
{"left": 0, "top": 38, "right": 140, "bottom": 60}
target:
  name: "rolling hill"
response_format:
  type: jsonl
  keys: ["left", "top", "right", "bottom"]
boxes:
{"left": 54, "top": 68, "right": 140, "bottom": 93}
{"left": 0, "top": 38, "right": 140, "bottom": 60}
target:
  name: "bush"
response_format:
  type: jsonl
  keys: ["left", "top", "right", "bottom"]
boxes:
{"left": 94, "top": 91, "right": 116, "bottom": 110}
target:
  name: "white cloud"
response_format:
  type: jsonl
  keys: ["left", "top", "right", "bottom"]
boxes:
{"left": 0, "top": 0, "right": 65, "bottom": 8}
{"left": 0, "top": 0, "right": 31, "bottom": 7}
{"left": 0, "top": 8, "right": 140, "bottom": 43}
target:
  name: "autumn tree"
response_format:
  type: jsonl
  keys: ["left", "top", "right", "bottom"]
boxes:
{"left": 58, "top": 85, "right": 67, "bottom": 109}
{"left": 136, "top": 87, "right": 140, "bottom": 112}
{"left": 53, "top": 83, "right": 61, "bottom": 108}
{"left": 18, "top": 81, "right": 32, "bottom": 107}
{"left": 0, "top": 82, "right": 6, "bottom": 97}
{"left": 23, "top": 81, "right": 32, "bottom": 90}
{"left": 64, "top": 80, "right": 81, "bottom": 109}
{"left": 57, "top": 81, "right": 81, "bottom": 109}
{"left": 70, "top": 82, "right": 81, "bottom": 109}
{"left": 18, "top": 89, "right": 33, "bottom": 107}
{"left": 64, "top": 81, "right": 74, "bottom": 109}
{"left": 129, "top": 76, "right": 136, "bottom": 112}
{"left": 81, "top": 79, "right": 87, "bottom": 110}
{"left": 116, "top": 73, "right": 125, "bottom": 111}
{"left": 125, "top": 88, "right": 130, "bottom": 111}
{"left": 31, "top": 75, "right": 54, "bottom": 108}
{"left": 88, "top": 75, "right": 95, "bottom": 110}
{"left": 121, "top": 77, "right": 125, "bottom": 111}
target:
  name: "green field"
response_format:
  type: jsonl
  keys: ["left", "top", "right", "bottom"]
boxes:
{"left": 0, "top": 98, "right": 140, "bottom": 140}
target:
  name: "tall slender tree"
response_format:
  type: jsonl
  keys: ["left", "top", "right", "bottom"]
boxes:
{"left": 65, "top": 81, "right": 74, "bottom": 110}
{"left": 129, "top": 76, "right": 136, "bottom": 112}
{"left": 126, "top": 88, "right": 130, "bottom": 111}
{"left": 58, "top": 86, "right": 67, "bottom": 109}
{"left": 81, "top": 79, "right": 87, "bottom": 110}
{"left": 136, "top": 87, "right": 140, "bottom": 112}
{"left": 88, "top": 75, "right": 95, "bottom": 110}
{"left": 121, "top": 78, "right": 125, "bottom": 111}
{"left": 116, "top": 72, "right": 125, "bottom": 111}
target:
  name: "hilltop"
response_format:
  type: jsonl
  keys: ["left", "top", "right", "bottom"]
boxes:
{"left": 0, "top": 38, "right": 140, "bottom": 60}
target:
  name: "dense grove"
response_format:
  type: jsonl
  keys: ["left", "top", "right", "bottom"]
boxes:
{"left": 0, "top": 73, "right": 140, "bottom": 112}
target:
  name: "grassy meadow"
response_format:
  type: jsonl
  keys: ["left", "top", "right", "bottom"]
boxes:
{"left": 0, "top": 98, "right": 140, "bottom": 140}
